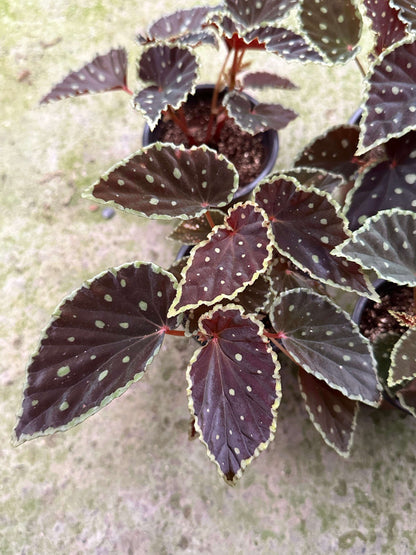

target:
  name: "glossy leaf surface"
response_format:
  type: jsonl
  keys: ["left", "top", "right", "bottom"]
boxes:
{"left": 298, "top": 368, "right": 359, "bottom": 456}
{"left": 169, "top": 202, "right": 274, "bottom": 315}
{"left": 334, "top": 209, "right": 416, "bottom": 286}
{"left": 87, "top": 143, "right": 238, "bottom": 220}
{"left": 134, "top": 44, "right": 198, "bottom": 130}
{"left": 40, "top": 48, "right": 128, "bottom": 104}
{"left": 225, "top": 91, "right": 297, "bottom": 134}
{"left": 187, "top": 305, "right": 281, "bottom": 484}
{"left": 14, "top": 263, "right": 179, "bottom": 444}
{"left": 271, "top": 289, "right": 381, "bottom": 406}
{"left": 363, "top": 0, "right": 407, "bottom": 55}
{"left": 390, "top": 0, "right": 416, "bottom": 32}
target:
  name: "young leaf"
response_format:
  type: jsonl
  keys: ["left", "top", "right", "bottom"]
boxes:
{"left": 255, "top": 175, "right": 376, "bottom": 298}
{"left": 294, "top": 125, "right": 360, "bottom": 178}
{"left": 225, "top": 0, "right": 297, "bottom": 28}
{"left": 388, "top": 328, "right": 416, "bottom": 387}
{"left": 14, "top": 262, "right": 180, "bottom": 444}
{"left": 334, "top": 209, "right": 416, "bottom": 286}
{"left": 345, "top": 131, "right": 416, "bottom": 229}
{"left": 169, "top": 202, "right": 275, "bottom": 316}
{"left": 358, "top": 39, "right": 416, "bottom": 154}
{"left": 299, "top": 0, "right": 363, "bottom": 64}
{"left": 224, "top": 91, "right": 297, "bottom": 134}
{"left": 169, "top": 210, "right": 226, "bottom": 244}
{"left": 270, "top": 288, "right": 381, "bottom": 406}
{"left": 363, "top": 0, "right": 407, "bottom": 55}
{"left": 187, "top": 305, "right": 281, "bottom": 484}
{"left": 40, "top": 48, "right": 128, "bottom": 104}
{"left": 242, "top": 72, "right": 297, "bottom": 90}
{"left": 86, "top": 143, "right": 238, "bottom": 220}
{"left": 133, "top": 44, "right": 198, "bottom": 130}
{"left": 298, "top": 368, "right": 359, "bottom": 457}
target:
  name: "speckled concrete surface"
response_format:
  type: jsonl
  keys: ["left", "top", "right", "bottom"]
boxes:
{"left": 2, "top": 1, "right": 416, "bottom": 553}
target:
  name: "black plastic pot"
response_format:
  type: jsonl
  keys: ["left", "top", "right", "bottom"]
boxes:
{"left": 352, "top": 279, "right": 412, "bottom": 412}
{"left": 142, "top": 85, "right": 279, "bottom": 202}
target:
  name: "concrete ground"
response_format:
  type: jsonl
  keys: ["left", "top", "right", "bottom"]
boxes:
{"left": 1, "top": 1, "right": 416, "bottom": 553}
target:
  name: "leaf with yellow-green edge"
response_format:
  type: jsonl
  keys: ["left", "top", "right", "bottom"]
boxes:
{"left": 224, "top": 0, "right": 297, "bottom": 28}
{"left": 390, "top": 0, "right": 416, "bottom": 32}
{"left": 242, "top": 72, "right": 298, "bottom": 90}
{"left": 40, "top": 48, "right": 129, "bottom": 104}
{"left": 187, "top": 304, "right": 281, "bottom": 485}
{"left": 85, "top": 143, "right": 238, "bottom": 220}
{"left": 298, "top": 368, "right": 359, "bottom": 457}
{"left": 396, "top": 378, "right": 416, "bottom": 417}
{"left": 363, "top": 0, "right": 407, "bottom": 55}
{"left": 357, "top": 39, "right": 416, "bottom": 154}
{"left": 268, "top": 255, "right": 324, "bottom": 296}
{"left": 299, "top": 0, "right": 363, "bottom": 64}
{"left": 254, "top": 175, "right": 376, "bottom": 299}
{"left": 270, "top": 288, "right": 382, "bottom": 406}
{"left": 388, "top": 328, "right": 416, "bottom": 387}
{"left": 14, "top": 262, "right": 180, "bottom": 445}
{"left": 284, "top": 168, "right": 345, "bottom": 196}
{"left": 169, "top": 210, "right": 226, "bottom": 244}
{"left": 333, "top": 209, "right": 416, "bottom": 286}
{"left": 133, "top": 44, "right": 198, "bottom": 130}
{"left": 168, "top": 202, "right": 275, "bottom": 316}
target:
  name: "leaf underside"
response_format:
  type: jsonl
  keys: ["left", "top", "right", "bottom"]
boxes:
{"left": 271, "top": 288, "right": 381, "bottom": 406}
{"left": 224, "top": 91, "right": 297, "bottom": 134}
{"left": 40, "top": 48, "right": 128, "bottom": 104}
{"left": 334, "top": 209, "right": 416, "bottom": 286}
{"left": 255, "top": 176, "right": 373, "bottom": 297}
{"left": 242, "top": 72, "right": 297, "bottom": 90}
{"left": 363, "top": 0, "right": 407, "bottom": 55}
{"left": 299, "top": 0, "right": 362, "bottom": 64}
{"left": 14, "top": 263, "right": 179, "bottom": 444}
{"left": 298, "top": 368, "right": 359, "bottom": 457}
{"left": 169, "top": 202, "right": 274, "bottom": 315}
{"left": 358, "top": 40, "right": 416, "bottom": 153}
{"left": 87, "top": 143, "right": 238, "bottom": 220}
{"left": 187, "top": 305, "right": 281, "bottom": 484}
{"left": 134, "top": 44, "right": 198, "bottom": 130}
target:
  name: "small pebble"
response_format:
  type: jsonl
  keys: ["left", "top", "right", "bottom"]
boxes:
{"left": 102, "top": 207, "right": 115, "bottom": 219}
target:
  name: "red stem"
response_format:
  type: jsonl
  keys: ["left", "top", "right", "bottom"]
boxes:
{"left": 165, "top": 328, "right": 186, "bottom": 337}
{"left": 205, "top": 210, "right": 215, "bottom": 229}
{"left": 168, "top": 106, "right": 196, "bottom": 146}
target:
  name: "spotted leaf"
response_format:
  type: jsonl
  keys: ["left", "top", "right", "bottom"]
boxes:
{"left": 268, "top": 255, "right": 323, "bottom": 296}
{"left": 40, "top": 48, "right": 128, "bottom": 104}
{"left": 137, "top": 7, "right": 217, "bottom": 44}
{"left": 187, "top": 305, "right": 281, "bottom": 484}
{"left": 345, "top": 131, "right": 416, "bottom": 229}
{"left": 224, "top": 0, "right": 297, "bottom": 28}
{"left": 250, "top": 26, "right": 324, "bottom": 62}
{"left": 14, "top": 263, "right": 180, "bottom": 444}
{"left": 388, "top": 328, "right": 416, "bottom": 387}
{"left": 358, "top": 39, "right": 416, "bottom": 154}
{"left": 133, "top": 44, "right": 198, "bottom": 130}
{"left": 390, "top": 0, "right": 416, "bottom": 32}
{"left": 363, "top": 0, "right": 407, "bottom": 55}
{"left": 294, "top": 125, "right": 361, "bottom": 179}
{"left": 168, "top": 202, "right": 275, "bottom": 316}
{"left": 271, "top": 289, "right": 381, "bottom": 406}
{"left": 334, "top": 209, "right": 416, "bottom": 286}
{"left": 224, "top": 91, "right": 297, "bottom": 135}
{"left": 242, "top": 72, "right": 297, "bottom": 90}
{"left": 255, "top": 176, "right": 375, "bottom": 298}
{"left": 396, "top": 377, "right": 416, "bottom": 417}
{"left": 298, "top": 368, "right": 359, "bottom": 456}
{"left": 169, "top": 210, "right": 226, "bottom": 244}
{"left": 299, "top": 0, "right": 362, "bottom": 64}
{"left": 86, "top": 143, "right": 238, "bottom": 220}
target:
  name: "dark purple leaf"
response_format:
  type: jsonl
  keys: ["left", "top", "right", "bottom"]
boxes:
{"left": 40, "top": 48, "right": 128, "bottom": 104}
{"left": 188, "top": 305, "right": 281, "bottom": 484}
{"left": 363, "top": 0, "right": 407, "bottom": 54}
{"left": 359, "top": 40, "right": 416, "bottom": 153}
{"left": 294, "top": 125, "right": 361, "bottom": 178}
{"left": 346, "top": 131, "right": 416, "bottom": 229}
{"left": 388, "top": 328, "right": 416, "bottom": 387}
{"left": 268, "top": 255, "right": 324, "bottom": 296}
{"left": 134, "top": 44, "right": 198, "bottom": 130}
{"left": 255, "top": 176, "right": 375, "bottom": 297}
{"left": 271, "top": 288, "right": 382, "bottom": 406}
{"left": 242, "top": 71, "right": 298, "bottom": 90}
{"left": 298, "top": 368, "right": 359, "bottom": 456}
{"left": 225, "top": 91, "right": 297, "bottom": 134}
{"left": 225, "top": 0, "right": 297, "bottom": 27}
{"left": 299, "top": 0, "right": 363, "bottom": 63}
{"left": 246, "top": 26, "right": 324, "bottom": 62}
{"left": 233, "top": 274, "right": 272, "bottom": 313}
{"left": 87, "top": 143, "right": 238, "bottom": 220}
{"left": 284, "top": 168, "right": 346, "bottom": 196}
{"left": 169, "top": 210, "right": 226, "bottom": 244}
{"left": 14, "top": 263, "right": 179, "bottom": 444}
{"left": 390, "top": 0, "right": 416, "bottom": 32}
{"left": 137, "top": 7, "right": 216, "bottom": 44}
{"left": 396, "top": 377, "right": 416, "bottom": 416}
{"left": 169, "top": 202, "right": 274, "bottom": 315}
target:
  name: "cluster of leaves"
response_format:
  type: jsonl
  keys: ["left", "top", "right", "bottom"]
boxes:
{"left": 16, "top": 0, "right": 416, "bottom": 485}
